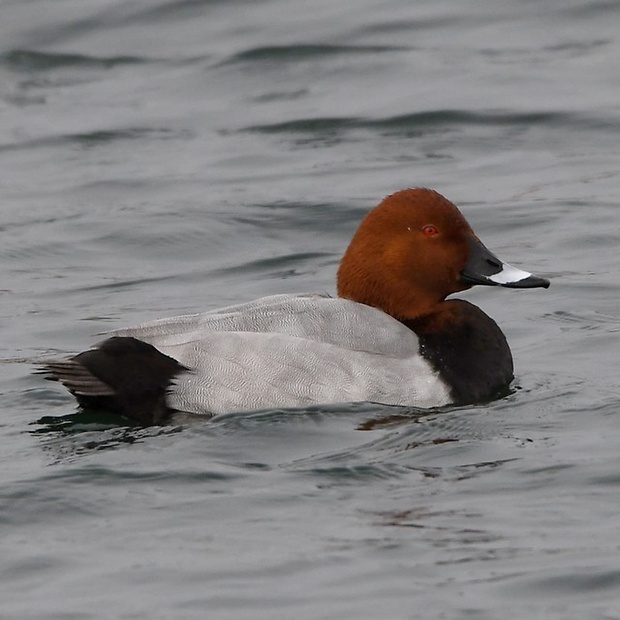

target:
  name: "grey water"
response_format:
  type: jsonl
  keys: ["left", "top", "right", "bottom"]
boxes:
{"left": 2, "top": 0, "right": 620, "bottom": 618}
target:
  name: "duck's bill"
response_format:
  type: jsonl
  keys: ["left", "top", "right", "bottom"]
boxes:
{"left": 461, "top": 236, "right": 550, "bottom": 289}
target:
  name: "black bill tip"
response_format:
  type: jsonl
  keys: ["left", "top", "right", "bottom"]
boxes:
{"left": 461, "top": 236, "right": 550, "bottom": 289}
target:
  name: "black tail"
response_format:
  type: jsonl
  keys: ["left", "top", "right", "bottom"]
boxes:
{"left": 41, "top": 337, "right": 188, "bottom": 425}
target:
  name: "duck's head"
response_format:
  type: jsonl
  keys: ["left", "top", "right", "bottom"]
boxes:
{"left": 337, "top": 188, "right": 549, "bottom": 320}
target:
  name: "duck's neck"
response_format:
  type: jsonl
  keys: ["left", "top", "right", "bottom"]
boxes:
{"left": 337, "top": 279, "right": 441, "bottom": 322}
{"left": 403, "top": 299, "right": 514, "bottom": 405}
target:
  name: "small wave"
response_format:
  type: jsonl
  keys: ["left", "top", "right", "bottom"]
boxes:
{"left": 240, "top": 109, "right": 618, "bottom": 152}
{"left": 224, "top": 44, "right": 407, "bottom": 65}
{"left": 369, "top": 109, "right": 568, "bottom": 128}
{"left": 211, "top": 252, "right": 333, "bottom": 279}
{"left": 1, "top": 49, "right": 147, "bottom": 72}
{"left": 545, "top": 309, "right": 620, "bottom": 331}
{"left": 135, "top": 0, "right": 252, "bottom": 23}
{"left": 0, "top": 127, "right": 183, "bottom": 154}
{"left": 69, "top": 273, "right": 181, "bottom": 294}
{"left": 244, "top": 117, "right": 359, "bottom": 135}
{"left": 355, "top": 15, "right": 463, "bottom": 37}
{"left": 243, "top": 109, "right": 592, "bottom": 136}
{"left": 228, "top": 200, "right": 365, "bottom": 233}
{"left": 513, "top": 567, "right": 620, "bottom": 597}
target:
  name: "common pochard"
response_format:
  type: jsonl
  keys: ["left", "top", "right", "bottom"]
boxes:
{"left": 43, "top": 188, "right": 549, "bottom": 424}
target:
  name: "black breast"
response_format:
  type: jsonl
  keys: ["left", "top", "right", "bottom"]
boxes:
{"left": 405, "top": 300, "right": 514, "bottom": 405}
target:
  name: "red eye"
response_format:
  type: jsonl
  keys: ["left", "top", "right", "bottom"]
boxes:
{"left": 422, "top": 224, "right": 439, "bottom": 236}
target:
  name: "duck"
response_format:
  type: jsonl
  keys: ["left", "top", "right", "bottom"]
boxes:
{"left": 42, "top": 188, "right": 549, "bottom": 425}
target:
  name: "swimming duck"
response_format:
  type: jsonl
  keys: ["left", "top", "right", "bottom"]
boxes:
{"left": 43, "top": 188, "right": 549, "bottom": 425}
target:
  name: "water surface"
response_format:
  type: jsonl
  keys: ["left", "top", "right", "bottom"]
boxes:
{"left": 2, "top": 1, "right": 620, "bottom": 618}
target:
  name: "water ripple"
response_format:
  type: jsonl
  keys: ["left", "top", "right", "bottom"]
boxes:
{"left": 224, "top": 44, "right": 408, "bottom": 65}
{"left": 0, "top": 127, "right": 186, "bottom": 153}
{"left": 243, "top": 109, "right": 615, "bottom": 136}
{"left": 1, "top": 49, "right": 147, "bottom": 72}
